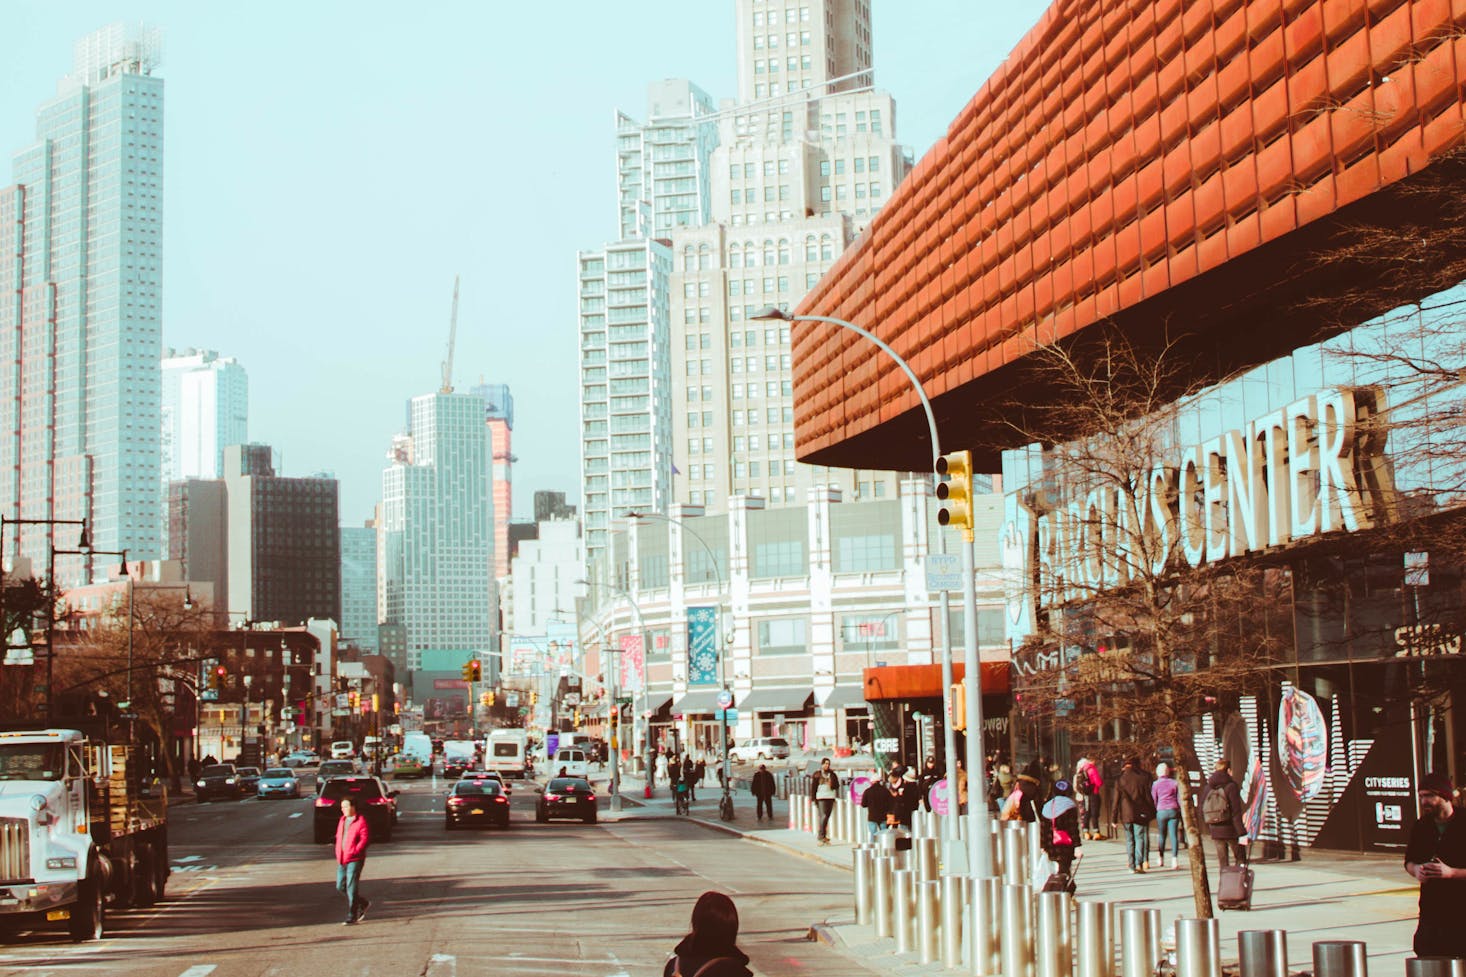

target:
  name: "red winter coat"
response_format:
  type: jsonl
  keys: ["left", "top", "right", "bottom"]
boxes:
{"left": 335, "top": 814, "right": 370, "bottom": 864}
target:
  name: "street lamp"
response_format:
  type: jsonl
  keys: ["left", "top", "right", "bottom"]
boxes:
{"left": 54, "top": 542, "right": 129, "bottom": 712}
{"left": 627, "top": 510, "right": 736, "bottom": 821}
{"left": 577, "top": 578, "right": 653, "bottom": 802}
{"left": 752, "top": 305, "right": 989, "bottom": 879}
{"left": 0, "top": 515, "right": 88, "bottom": 716}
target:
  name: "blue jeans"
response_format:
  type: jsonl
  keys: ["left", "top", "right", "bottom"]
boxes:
{"left": 1124, "top": 823, "right": 1149, "bottom": 869}
{"left": 1156, "top": 809, "right": 1181, "bottom": 858}
{"left": 336, "top": 860, "right": 365, "bottom": 919}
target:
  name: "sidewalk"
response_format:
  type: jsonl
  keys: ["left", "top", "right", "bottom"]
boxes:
{"left": 599, "top": 778, "right": 1422, "bottom": 976}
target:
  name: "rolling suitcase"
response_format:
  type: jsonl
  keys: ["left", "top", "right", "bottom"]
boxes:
{"left": 1042, "top": 871, "right": 1077, "bottom": 894}
{"left": 1217, "top": 864, "right": 1253, "bottom": 910}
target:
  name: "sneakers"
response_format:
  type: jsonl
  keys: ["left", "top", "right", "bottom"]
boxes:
{"left": 342, "top": 918, "right": 357, "bottom": 926}
{"left": 1170, "top": 857, "right": 1181, "bottom": 870}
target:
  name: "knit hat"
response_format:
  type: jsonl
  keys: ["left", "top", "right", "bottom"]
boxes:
{"left": 1053, "top": 779, "right": 1073, "bottom": 796}
{"left": 1419, "top": 772, "right": 1455, "bottom": 802}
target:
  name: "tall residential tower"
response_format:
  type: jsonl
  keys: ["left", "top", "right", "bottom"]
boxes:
{"left": 0, "top": 25, "right": 165, "bottom": 574}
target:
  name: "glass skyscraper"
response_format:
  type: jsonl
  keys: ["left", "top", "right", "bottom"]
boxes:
{"left": 0, "top": 25, "right": 165, "bottom": 575}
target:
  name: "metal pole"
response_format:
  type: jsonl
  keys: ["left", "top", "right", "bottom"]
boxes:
{"left": 941, "top": 874, "right": 965, "bottom": 967}
{"left": 1312, "top": 941, "right": 1368, "bottom": 977}
{"left": 1036, "top": 891, "right": 1074, "bottom": 977}
{"left": 962, "top": 532, "right": 989, "bottom": 878}
{"left": 1175, "top": 918, "right": 1221, "bottom": 977}
{"left": 1000, "top": 883, "right": 1035, "bottom": 977}
{"left": 917, "top": 880, "right": 941, "bottom": 964}
{"left": 969, "top": 875, "right": 1002, "bottom": 976}
{"left": 1238, "top": 931, "right": 1288, "bottom": 977}
{"left": 1076, "top": 901, "right": 1114, "bottom": 977}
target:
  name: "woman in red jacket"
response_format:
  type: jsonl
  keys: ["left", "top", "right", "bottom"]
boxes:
{"left": 335, "top": 797, "right": 372, "bottom": 924}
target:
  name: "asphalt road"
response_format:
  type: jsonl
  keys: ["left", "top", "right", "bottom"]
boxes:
{"left": 0, "top": 769, "right": 878, "bottom": 977}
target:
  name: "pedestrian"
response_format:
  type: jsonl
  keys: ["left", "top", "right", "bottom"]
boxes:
{"left": 683, "top": 755, "right": 698, "bottom": 802}
{"left": 1003, "top": 768, "right": 1041, "bottom": 822}
{"left": 694, "top": 756, "right": 707, "bottom": 794}
{"left": 1404, "top": 772, "right": 1466, "bottom": 958}
{"left": 1151, "top": 762, "right": 1182, "bottom": 869}
{"left": 916, "top": 756, "right": 941, "bottom": 812}
{"left": 334, "top": 797, "right": 371, "bottom": 925}
{"left": 989, "top": 758, "right": 1015, "bottom": 814}
{"left": 187, "top": 757, "right": 201, "bottom": 783}
{"left": 811, "top": 757, "right": 841, "bottom": 844}
{"left": 1041, "top": 779, "right": 1084, "bottom": 881}
{"left": 656, "top": 750, "right": 669, "bottom": 790}
{"left": 1073, "top": 757, "right": 1103, "bottom": 839}
{"left": 662, "top": 890, "right": 753, "bottom": 977}
{"left": 1116, "top": 757, "right": 1156, "bottom": 873}
{"left": 1200, "top": 758, "right": 1248, "bottom": 868}
{"left": 750, "top": 763, "right": 776, "bottom": 821}
{"left": 861, "top": 768, "right": 899, "bottom": 839}
{"left": 956, "top": 759, "right": 969, "bottom": 815}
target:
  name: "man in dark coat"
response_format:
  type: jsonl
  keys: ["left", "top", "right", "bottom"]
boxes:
{"left": 917, "top": 757, "right": 941, "bottom": 812}
{"left": 1202, "top": 758, "right": 1248, "bottom": 866}
{"left": 1116, "top": 758, "right": 1156, "bottom": 873}
{"left": 682, "top": 755, "right": 698, "bottom": 802}
{"left": 1404, "top": 772, "right": 1466, "bottom": 958}
{"left": 749, "top": 763, "right": 777, "bottom": 821}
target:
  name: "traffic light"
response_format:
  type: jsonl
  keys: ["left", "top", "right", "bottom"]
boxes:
{"left": 208, "top": 665, "right": 225, "bottom": 690}
{"left": 949, "top": 683, "right": 966, "bottom": 731}
{"left": 461, "top": 661, "right": 474, "bottom": 682}
{"left": 936, "top": 450, "right": 975, "bottom": 539}
{"left": 371, "top": 693, "right": 380, "bottom": 713}
{"left": 348, "top": 690, "right": 360, "bottom": 710}
{"left": 470, "top": 659, "right": 482, "bottom": 682}
{"left": 529, "top": 690, "right": 538, "bottom": 706}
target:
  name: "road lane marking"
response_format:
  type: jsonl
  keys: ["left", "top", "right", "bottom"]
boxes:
{"left": 177, "top": 967, "right": 217, "bottom": 977}
{"left": 289, "top": 812, "right": 303, "bottom": 819}
{"left": 425, "top": 953, "right": 456, "bottom": 977}
{"left": 175, "top": 855, "right": 203, "bottom": 862}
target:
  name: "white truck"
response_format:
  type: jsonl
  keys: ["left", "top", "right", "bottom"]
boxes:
{"left": 0, "top": 726, "right": 169, "bottom": 941}
{"left": 485, "top": 729, "right": 530, "bottom": 779}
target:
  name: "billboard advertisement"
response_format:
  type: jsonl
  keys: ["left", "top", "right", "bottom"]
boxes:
{"left": 547, "top": 620, "right": 578, "bottom": 672}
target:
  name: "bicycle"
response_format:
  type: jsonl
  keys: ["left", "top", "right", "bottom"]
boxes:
{"left": 674, "top": 783, "right": 691, "bottom": 816}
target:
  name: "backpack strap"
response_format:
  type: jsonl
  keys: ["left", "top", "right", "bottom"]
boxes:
{"left": 692, "top": 958, "right": 735, "bottom": 977}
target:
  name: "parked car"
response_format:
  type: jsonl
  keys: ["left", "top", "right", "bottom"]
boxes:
{"left": 195, "top": 763, "right": 242, "bottom": 802}
{"left": 256, "top": 767, "right": 301, "bottom": 799}
{"left": 535, "top": 777, "right": 597, "bottom": 824}
{"left": 729, "top": 737, "right": 791, "bottom": 763}
{"left": 313, "top": 775, "right": 398, "bottom": 843}
{"left": 445, "top": 777, "right": 511, "bottom": 830}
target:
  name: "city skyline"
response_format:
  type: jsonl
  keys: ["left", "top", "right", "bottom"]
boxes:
{"left": 1, "top": 3, "right": 1050, "bottom": 525}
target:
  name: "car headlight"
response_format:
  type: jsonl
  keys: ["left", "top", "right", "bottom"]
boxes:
{"left": 224, "top": 778, "right": 236, "bottom": 785}
{"left": 29, "top": 794, "right": 47, "bottom": 813}
{"left": 45, "top": 856, "right": 77, "bottom": 870}
{"left": 196, "top": 780, "right": 206, "bottom": 788}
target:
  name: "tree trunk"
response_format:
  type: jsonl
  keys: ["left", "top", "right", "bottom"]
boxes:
{"left": 1173, "top": 738, "right": 1214, "bottom": 918}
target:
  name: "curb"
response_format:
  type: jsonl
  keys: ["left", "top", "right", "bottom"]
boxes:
{"left": 807, "top": 922, "right": 843, "bottom": 948}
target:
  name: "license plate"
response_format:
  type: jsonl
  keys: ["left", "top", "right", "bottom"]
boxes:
{"left": 558, "top": 798, "right": 576, "bottom": 804}
{"left": 46, "top": 909, "right": 69, "bottom": 921}
{"left": 470, "top": 809, "right": 485, "bottom": 815}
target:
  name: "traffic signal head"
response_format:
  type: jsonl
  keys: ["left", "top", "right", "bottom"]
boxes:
{"left": 486, "top": 690, "right": 496, "bottom": 706}
{"left": 208, "top": 665, "right": 224, "bottom": 690}
{"left": 936, "top": 450, "right": 975, "bottom": 539}
{"left": 348, "top": 690, "right": 359, "bottom": 709}
{"left": 461, "top": 661, "right": 474, "bottom": 682}
{"left": 371, "top": 693, "right": 380, "bottom": 713}
{"left": 470, "top": 659, "right": 482, "bottom": 682}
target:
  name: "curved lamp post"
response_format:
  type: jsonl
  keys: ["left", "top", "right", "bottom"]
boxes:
{"left": 752, "top": 305, "right": 989, "bottom": 879}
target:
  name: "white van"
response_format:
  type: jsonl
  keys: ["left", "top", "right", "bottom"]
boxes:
{"left": 330, "top": 740, "right": 356, "bottom": 760}
{"left": 487, "top": 729, "right": 529, "bottom": 778}
{"left": 552, "top": 747, "right": 589, "bottom": 778}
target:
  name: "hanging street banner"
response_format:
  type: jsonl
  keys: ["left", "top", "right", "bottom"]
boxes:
{"left": 619, "top": 634, "right": 645, "bottom": 693}
{"left": 687, "top": 606, "right": 719, "bottom": 687}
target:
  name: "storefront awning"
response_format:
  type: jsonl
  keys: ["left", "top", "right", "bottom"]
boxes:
{"left": 674, "top": 689, "right": 723, "bottom": 714}
{"left": 738, "top": 688, "right": 813, "bottom": 713}
{"left": 820, "top": 686, "right": 867, "bottom": 710}
{"left": 646, "top": 695, "right": 674, "bottom": 717}
{"left": 862, "top": 661, "right": 1011, "bottom": 701}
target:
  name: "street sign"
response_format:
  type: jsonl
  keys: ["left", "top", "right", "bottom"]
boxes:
{"left": 564, "top": 692, "right": 581, "bottom": 706}
{"left": 714, "top": 708, "right": 738, "bottom": 721}
{"left": 506, "top": 692, "right": 520, "bottom": 708}
{"left": 874, "top": 737, "right": 899, "bottom": 753}
{"left": 716, "top": 689, "right": 734, "bottom": 709}
{"left": 924, "top": 553, "right": 963, "bottom": 592}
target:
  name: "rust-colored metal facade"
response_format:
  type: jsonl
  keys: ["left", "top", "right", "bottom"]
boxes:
{"left": 794, "top": 0, "right": 1466, "bottom": 471}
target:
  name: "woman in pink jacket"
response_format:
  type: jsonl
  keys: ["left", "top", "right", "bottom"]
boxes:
{"left": 335, "top": 798, "right": 372, "bottom": 924}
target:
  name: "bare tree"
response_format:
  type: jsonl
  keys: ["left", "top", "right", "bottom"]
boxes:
{"left": 993, "top": 331, "right": 1290, "bottom": 917}
{"left": 0, "top": 574, "right": 57, "bottom": 722}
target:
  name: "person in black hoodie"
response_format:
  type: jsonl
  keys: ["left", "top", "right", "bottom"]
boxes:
{"left": 917, "top": 756, "right": 941, "bottom": 812}
{"left": 663, "top": 890, "right": 753, "bottom": 977}
{"left": 1201, "top": 758, "right": 1248, "bottom": 867}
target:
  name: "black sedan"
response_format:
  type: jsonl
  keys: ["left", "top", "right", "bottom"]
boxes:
{"left": 445, "top": 778, "right": 511, "bottom": 830}
{"left": 195, "top": 763, "right": 242, "bottom": 802}
{"left": 313, "top": 775, "right": 399, "bottom": 843}
{"left": 535, "top": 777, "right": 597, "bottom": 824}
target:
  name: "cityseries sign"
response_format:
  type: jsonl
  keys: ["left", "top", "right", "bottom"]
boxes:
{"left": 1005, "top": 386, "right": 1396, "bottom": 625}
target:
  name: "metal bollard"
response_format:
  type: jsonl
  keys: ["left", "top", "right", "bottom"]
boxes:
{"left": 1174, "top": 918, "right": 1221, "bottom": 977}
{"left": 913, "top": 808, "right": 928, "bottom": 838}
{"left": 1075, "top": 901, "right": 1114, "bottom": 977}
{"left": 853, "top": 845, "right": 875, "bottom": 925}
{"left": 941, "top": 874, "right": 965, "bottom": 968}
{"left": 1001, "top": 883, "right": 1036, "bottom": 977}
{"left": 1407, "top": 960, "right": 1466, "bottom": 977}
{"left": 1036, "top": 890, "right": 1074, "bottom": 977}
{"left": 1026, "top": 819, "right": 1043, "bottom": 884}
{"left": 1313, "top": 941, "right": 1368, "bottom": 977}
{"left": 893, "top": 868, "right": 916, "bottom": 953}
{"left": 1119, "top": 908, "right": 1160, "bottom": 977}
{"left": 1238, "top": 931, "right": 1288, "bottom": 977}
{"left": 789, "top": 793, "right": 798, "bottom": 830}
{"left": 969, "top": 876, "right": 1002, "bottom": 976}
{"left": 918, "top": 880, "right": 941, "bottom": 964}
{"left": 1003, "top": 825, "right": 1028, "bottom": 885}
{"left": 830, "top": 799, "right": 843, "bottom": 843}
{"left": 915, "top": 836, "right": 939, "bottom": 882}
{"left": 874, "top": 853, "right": 895, "bottom": 938}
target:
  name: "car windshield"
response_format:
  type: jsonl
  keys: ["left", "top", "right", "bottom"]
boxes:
{"left": 321, "top": 779, "right": 383, "bottom": 801}
{"left": 264, "top": 768, "right": 293, "bottom": 778}
{"left": 202, "top": 765, "right": 234, "bottom": 777}
{"left": 319, "top": 762, "right": 354, "bottom": 773}
{"left": 0, "top": 744, "right": 65, "bottom": 781}
{"left": 555, "top": 751, "right": 585, "bottom": 762}
{"left": 547, "top": 778, "right": 591, "bottom": 793}
{"left": 454, "top": 782, "right": 501, "bottom": 797}
{"left": 237, "top": 767, "right": 260, "bottom": 776}
{"left": 768, "top": 739, "right": 789, "bottom": 747}
{"left": 492, "top": 743, "right": 519, "bottom": 757}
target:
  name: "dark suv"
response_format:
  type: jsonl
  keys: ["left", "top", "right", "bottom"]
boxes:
{"left": 313, "top": 776, "right": 399, "bottom": 843}
{"left": 195, "top": 763, "right": 242, "bottom": 802}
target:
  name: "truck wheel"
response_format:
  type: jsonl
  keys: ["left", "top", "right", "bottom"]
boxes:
{"left": 132, "top": 846, "right": 156, "bottom": 908}
{"left": 152, "top": 852, "right": 168, "bottom": 904}
{"left": 68, "top": 872, "right": 103, "bottom": 942}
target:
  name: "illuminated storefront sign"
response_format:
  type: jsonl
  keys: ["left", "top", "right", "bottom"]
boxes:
{"left": 1004, "top": 386, "right": 1397, "bottom": 637}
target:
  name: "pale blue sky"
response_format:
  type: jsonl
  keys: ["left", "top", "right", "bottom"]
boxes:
{"left": 3, "top": 1, "right": 1049, "bottom": 524}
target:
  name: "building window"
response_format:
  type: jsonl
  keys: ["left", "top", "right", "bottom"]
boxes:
{"left": 754, "top": 540, "right": 805, "bottom": 578}
{"left": 836, "top": 534, "right": 897, "bottom": 572}
{"left": 840, "top": 613, "right": 900, "bottom": 652}
{"left": 757, "top": 617, "right": 808, "bottom": 655}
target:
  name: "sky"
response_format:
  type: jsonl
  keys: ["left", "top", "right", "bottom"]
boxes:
{"left": 2, "top": 1, "right": 1051, "bottom": 524}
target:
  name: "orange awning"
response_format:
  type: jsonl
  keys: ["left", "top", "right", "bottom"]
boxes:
{"left": 862, "top": 662, "right": 1010, "bottom": 702}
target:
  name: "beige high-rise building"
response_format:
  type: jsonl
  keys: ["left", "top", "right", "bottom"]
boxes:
{"left": 669, "top": 0, "right": 910, "bottom": 511}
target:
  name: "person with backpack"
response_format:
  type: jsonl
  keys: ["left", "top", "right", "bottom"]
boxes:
{"left": 1074, "top": 757, "right": 1104, "bottom": 840}
{"left": 1041, "top": 779, "right": 1084, "bottom": 883}
{"left": 1202, "top": 758, "right": 1248, "bottom": 866}
{"left": 663, "top": 890, "right": 753, "bottom": 977}
{"left": 1116, "top": 757, "right": 1156, "bottom": 873}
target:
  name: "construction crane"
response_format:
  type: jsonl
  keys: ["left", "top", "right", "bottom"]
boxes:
{"left": 440, "top": 275, "right": 460, "bottom": 394}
